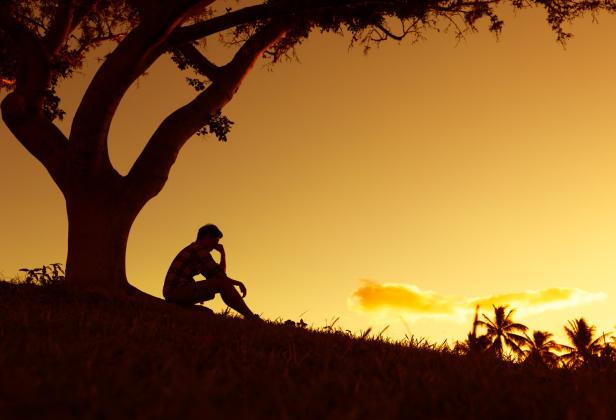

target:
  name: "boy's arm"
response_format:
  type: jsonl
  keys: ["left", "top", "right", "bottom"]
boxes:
{"left": 214, "top": 244, "right": 226, "bottom": 273}
{"left": 219, "top": 249, "right": 226, "bottom": 273}
{"left": 205, "top": 248, "right": 247, "bottom": 297}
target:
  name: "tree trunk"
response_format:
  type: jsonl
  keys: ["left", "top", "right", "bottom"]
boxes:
{"left": 64, "top": 183, "right": 141, "bottom": 294}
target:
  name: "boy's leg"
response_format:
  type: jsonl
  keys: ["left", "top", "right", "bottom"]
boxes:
{"left": 166, "top": 282, "right": 214, "bottom": 306}
{"left": 197, "top": 277, "right": 255, "bottom": 318}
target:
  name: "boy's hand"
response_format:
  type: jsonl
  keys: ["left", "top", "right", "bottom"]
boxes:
{"left": 234, "top": 280, "right": 247, "bottom": 298}
{"left": 213, "top": 244, "right": 225, "bottom": 254}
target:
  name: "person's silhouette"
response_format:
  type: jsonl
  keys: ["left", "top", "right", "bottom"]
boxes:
{"left": 163, "top": 224, "right": 257, "bottom": 319}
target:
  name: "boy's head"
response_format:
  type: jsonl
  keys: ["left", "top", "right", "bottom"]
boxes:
{"left": 196, "top": 224, "right": 223, "bottom": 251}
{"left": 197, "top": 224, "right": 223, "bottom": 242}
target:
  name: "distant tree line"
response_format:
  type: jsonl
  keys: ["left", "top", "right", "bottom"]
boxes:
{"left": 454, "top": 305, "right": 615, "bottom": 369}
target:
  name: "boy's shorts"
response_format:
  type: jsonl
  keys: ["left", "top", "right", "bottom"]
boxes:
{"left": 164, "top": 280, "right": 216, "bottom": 305}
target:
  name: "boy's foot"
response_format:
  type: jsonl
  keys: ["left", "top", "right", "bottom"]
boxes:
{"left": 246, "top": 314, "right": 263, "bottom": 322}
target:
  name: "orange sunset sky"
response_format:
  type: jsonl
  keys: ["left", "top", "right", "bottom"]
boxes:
{"left": 1, "top": 3, "right": 615, "bottom": 345}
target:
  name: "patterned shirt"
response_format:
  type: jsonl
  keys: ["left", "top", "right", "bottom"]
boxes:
{"left": 163, "top": 242, "right": 223, "bottom": 297}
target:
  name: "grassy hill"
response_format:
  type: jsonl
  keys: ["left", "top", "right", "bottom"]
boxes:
{"left": 0, "top": 281, "right": 614, "bottom": 419}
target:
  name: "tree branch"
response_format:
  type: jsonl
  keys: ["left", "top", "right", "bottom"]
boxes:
{"left": 1, "top": 93, "right": 69, "bottom": 190}
{"left": 0, "top": 4, "right": 69, "bottom": 188}
{"left": 375, "top": 23, "right": 405, "bottom": 41}
{"left": 69, "top": 0, "right": 206, "bottom": 173}
{"left": 171, "top": 4, "right": 271, "bottom": 44}
{"left": 126, "top": 21, "right": 291, "bottom": 201}
{"left": 170, "top": 0, "right": 503, "bottom": 44}
{"left": 0, "top": 5, "right": 51, "bottom": 107}
{"left": 42, "top": 1, "right": 76, "bottom": 55}
{"left": 174, "top": 43, "right": 221, "bottom": 83}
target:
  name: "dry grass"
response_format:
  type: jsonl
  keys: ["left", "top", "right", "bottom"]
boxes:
{"left": 0, "top": 281, "right": 614, "bottom": 419}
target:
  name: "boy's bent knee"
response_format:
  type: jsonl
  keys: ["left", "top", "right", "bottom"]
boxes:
{"left": 209, "top": 277, "right": 236, "bottom": 294}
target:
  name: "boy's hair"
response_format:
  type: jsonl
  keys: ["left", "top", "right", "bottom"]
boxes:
{"left": 197, "top": 224, "right": 223, "bottom": 240}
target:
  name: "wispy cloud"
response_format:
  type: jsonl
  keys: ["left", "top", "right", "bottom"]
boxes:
{"left": 349, "top": 280, "right": 607, "bottom": 320}
{"left": 469, "top": 288, "right": 606, "bottom": 316}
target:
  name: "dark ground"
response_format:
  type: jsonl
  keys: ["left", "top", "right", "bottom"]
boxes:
{"left": 0, "top": 281, "right": 614, "bottom": 419}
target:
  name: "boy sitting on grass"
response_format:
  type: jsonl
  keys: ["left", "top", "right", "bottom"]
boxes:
{"left": 163, "top": 224, "right": 258, "bottom": 319}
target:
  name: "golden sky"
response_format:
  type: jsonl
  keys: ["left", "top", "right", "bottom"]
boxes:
{"left": 1, "top": 4, "right": 615, "bottom": 345}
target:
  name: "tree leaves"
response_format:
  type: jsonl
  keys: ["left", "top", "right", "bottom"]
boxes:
{"left": 196, "top": 111, "right": 234, "bottom": 142}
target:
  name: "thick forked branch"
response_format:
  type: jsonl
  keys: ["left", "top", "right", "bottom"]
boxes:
{"left": 174, "top": 43, "right": 221, "bottom": 82}
{"left": 69, "top": 0, "right": 211, "bottom": 172}
{"left": 2, "top": 94, "right": 69, "bottom": 190}
{"left": 126, "top": 22, "right": 290, "bottom": 201}
{"left": 0, "top": 5, "right": 69, "bottom": 188}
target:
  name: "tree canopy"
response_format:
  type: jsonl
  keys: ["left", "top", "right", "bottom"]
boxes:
{"left": 2, "top": 0, "right": 611, "bottom": 130}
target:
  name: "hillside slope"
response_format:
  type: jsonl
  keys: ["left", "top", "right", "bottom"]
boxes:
{"left": 0, "top": 282, "right": 613, "bottom": 419}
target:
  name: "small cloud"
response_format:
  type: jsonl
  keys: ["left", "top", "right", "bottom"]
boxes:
{"left": 348, "top": 280, "right": 460, "bottom": 319}
{"left": 349, "top": 280, "right": 607, "bottom": 320}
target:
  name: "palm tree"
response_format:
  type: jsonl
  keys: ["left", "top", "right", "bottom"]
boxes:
{"left": 476, "top": 305, "right": 528, "bottom": 358}
{"left": 598, "top": 333, "right": 615, "bottom": 365}
{"left": 560, "top": 318, "right": 605, "bottom": 368}
{"left": 521, "top": 330, "right": 561, "bottom": 367}
{"left": 455, "top": 305, "right": 490, "bottom": 355}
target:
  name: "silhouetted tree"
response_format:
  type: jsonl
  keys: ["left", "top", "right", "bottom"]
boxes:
{"left": 1, "top": 0, "right": 613, "bottom": 294}
{"left": 598, "top": 333, "right": 615, "bottom": 366}
{"left": 476, "top": 305, "right": 527, "bottom": 358}
{"left": 560, "top": 318, "right": 605, "bottom": 368}
{"left": 454, "top": 305, "right": 490, "bottom": 355}
{"left": 520, "top": 330, "right": 561, "bottom": 368}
